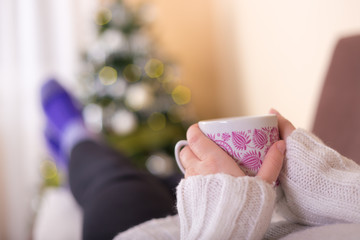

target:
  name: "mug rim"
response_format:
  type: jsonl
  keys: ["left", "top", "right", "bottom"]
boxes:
{"left": 198, "top": 114, "right": 276, "bottom": 125}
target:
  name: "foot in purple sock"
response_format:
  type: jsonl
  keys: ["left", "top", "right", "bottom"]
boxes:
{"left": 41, "top": 79, "right": 83, "bottom": 132}
{"left": 41, "top": 79, "right": 89, "bottom": 171}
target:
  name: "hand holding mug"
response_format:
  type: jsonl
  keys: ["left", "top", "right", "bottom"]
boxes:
{"left": 179, "top": 124, "right": 246, "bottom": 178}
{"left": 175, "top": 113, "right": 288, "bottom": 184}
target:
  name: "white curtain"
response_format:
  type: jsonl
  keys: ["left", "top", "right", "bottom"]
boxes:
{"left": 0, "top": 0, "right": 96, "bottom": 238}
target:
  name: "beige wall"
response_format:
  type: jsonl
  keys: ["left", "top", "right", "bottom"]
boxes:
{"left": 146, "top": 0, "right": 228, "bottom": 120}
{"left": 125, "top": 0, "right": 247, "bottom": 120}
{"left": 123, "top": 1, "right": 360, "bottom": 128}
{"left": 124, "top": 0, "right": 244, "bottom": 120}
{"left": 222, "top": 0, "right": 360, "bottom": 129}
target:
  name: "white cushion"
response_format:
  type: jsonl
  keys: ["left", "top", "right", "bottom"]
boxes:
{"left": 33, "top": 187, "right": 83, "bottom": 240}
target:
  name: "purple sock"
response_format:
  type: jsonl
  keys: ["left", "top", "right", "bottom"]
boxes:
{"left": 41, "top": 79, "right": 91, "bottom": 170}
{"left": 41, "top": 79, "right": 83, "bottom": 132}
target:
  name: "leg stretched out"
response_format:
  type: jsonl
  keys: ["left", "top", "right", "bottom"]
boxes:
{"left": 41, "top": 79, "right": 178, "bottom": 240}
{"left": 69, "top": 140, "right": 176, "bottom": 240}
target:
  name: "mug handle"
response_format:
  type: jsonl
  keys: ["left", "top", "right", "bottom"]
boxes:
{"left": 174, "top": 140, "right": 188, "bottom": 174}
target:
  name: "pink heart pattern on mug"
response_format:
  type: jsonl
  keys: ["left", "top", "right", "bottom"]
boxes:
{"left": 206, "top": 127, "right": 279, "bottom": 175}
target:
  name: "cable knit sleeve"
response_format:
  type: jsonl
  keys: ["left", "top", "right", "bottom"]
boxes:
{"left": 114, "top": 174, "right": 275, "bottom": 240}
{"left": 177, "top": 174, "right": 276, "bottom": 240}
{"left": 277, "top": 129, "right": 360, "bottom": 226}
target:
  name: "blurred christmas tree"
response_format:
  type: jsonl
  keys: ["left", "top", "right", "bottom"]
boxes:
{"left": 77, "top": 0, "right": 193, "bottom": 177}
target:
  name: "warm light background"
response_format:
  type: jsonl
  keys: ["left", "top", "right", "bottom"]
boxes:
{"left": 1, "top": 0, "right": 360, "bottom": 238}
{"left": 140, "top": 0, "right": 244, "bottom": 120}
{"left": 147, "top": 0, "right": 360, "bottom": 128}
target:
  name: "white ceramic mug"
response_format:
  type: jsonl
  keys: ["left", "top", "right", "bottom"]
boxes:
{"left": 174, "top": 114, "right": 279, "bottom": 176}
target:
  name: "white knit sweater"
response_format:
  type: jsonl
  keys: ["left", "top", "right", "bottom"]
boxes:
{"left": 114, "top": 129, "right": 360, "bottom": 240}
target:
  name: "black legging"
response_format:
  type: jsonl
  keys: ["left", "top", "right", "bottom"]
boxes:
{"left": 68, "top": 140, "right": 181, "bottom": 240}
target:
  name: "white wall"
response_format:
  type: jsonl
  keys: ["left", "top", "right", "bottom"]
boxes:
{"left": 214, "top": 0, "right": 360, "bottom": 129}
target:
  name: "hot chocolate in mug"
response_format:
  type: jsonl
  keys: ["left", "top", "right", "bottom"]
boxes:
{"left": 174, "top": 114, "right": 279, "bottom": 176}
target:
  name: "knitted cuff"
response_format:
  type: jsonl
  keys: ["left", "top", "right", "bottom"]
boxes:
{"left": 277, "top": 128, "right": 360, "bottom": 226}
{"left": 177, "top": 174, "right": 276, "bottom": 240}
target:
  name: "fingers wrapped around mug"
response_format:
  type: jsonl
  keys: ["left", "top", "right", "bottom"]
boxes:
{"left": 179, "top": 146, "right": 200, "bottom": 177}
{"left": 269, "top": 109, "right": 295, "bottom": 140}
{"left": 179, "top": 124, "right": 245, "bottom": 178}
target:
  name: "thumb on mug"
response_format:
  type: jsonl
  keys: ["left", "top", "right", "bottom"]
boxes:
{"left": 256, "top": 140, "right": 285, "bottom": 184}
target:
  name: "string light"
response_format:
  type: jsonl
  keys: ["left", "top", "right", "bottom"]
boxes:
{"left": 94, "top": 7, "right": 112, "bottom": 26}
{"left": 125, "top": 83, "right": 153, "bottom": 110}
{"left": 99, "top": 66, "right": 118, "bottom": 85}
{"left": 145, "top": 58, "right": 164, "bottom": 78}
{"left": 171, "top": 85, "right": 191, "bottom": 105}
{"left": 123, "top": 64, "right": 142, "bottom": 82}
{"left": 111, "top": 109, "right": 137, "bottom": 135}
{"left": 39, "top": 160, "right": 58, "bottom": 180}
